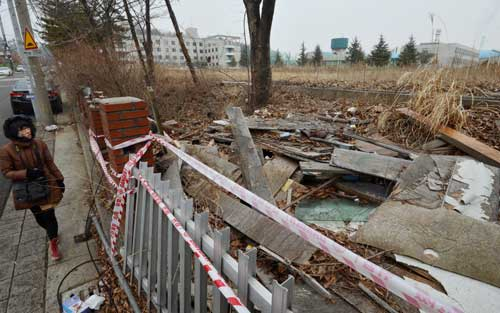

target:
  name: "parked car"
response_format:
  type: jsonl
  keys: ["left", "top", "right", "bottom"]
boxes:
{"left": 10, "top": 79, "right": 63, "bottom": 115}
{"left": 15, "top": 65, "right": 25, "bottom": 72}
{"left": 0, "top": 67, "right": 13, "bottom": 76}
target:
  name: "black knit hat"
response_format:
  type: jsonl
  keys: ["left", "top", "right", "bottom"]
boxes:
{"left": 3, "top": 115, "right": 36, "bottom": 141}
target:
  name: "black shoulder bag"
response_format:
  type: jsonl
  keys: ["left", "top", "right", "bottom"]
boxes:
{"left": 12, "top": 143, "right": 50, "bottom": 205}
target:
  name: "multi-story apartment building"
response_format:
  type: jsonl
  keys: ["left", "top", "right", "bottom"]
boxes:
{"left": 120, "top": 27, "right": 241, "bottom": 68}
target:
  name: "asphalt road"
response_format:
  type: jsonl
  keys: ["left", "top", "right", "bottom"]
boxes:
{"left": 0, "top": 72, "right": 28, "bottom": 217}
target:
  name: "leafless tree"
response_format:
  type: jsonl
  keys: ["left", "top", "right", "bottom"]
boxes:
{"left": 243, "top": 0, "right": 276, "bottom": 111}
{"left": 122, "top": 0, "right": 164, "bottom": 134}
{"left": 164, "top": 0, "right": 199, "bottom": 84}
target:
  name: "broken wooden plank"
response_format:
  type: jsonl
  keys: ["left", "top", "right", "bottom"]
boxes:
{"left": 184, "top": 172, "right": 316, "bottom": 264}
{"left": 257, "top": 139, "right": 330, "bottom": 163}
{"left": 182, "top": 144, "right": 316, "bottom": 264}
{"left": 343, "top": 131, "right": 413, "bottom": 158}
{"left": 300, "top": 161, "right": 354, "bottom": 180}
{"left": 245, "top": 117, "right": 336, "bottom": 132}
{"left": 309, "top": 137, "right": 355, "bottom": 150}
{"left": 263, "top": 156, "right": 299, "bottom": 196}
{"left": 334, "top": 181, "right": 388, "bottom": 204}
{"left": 398, "top": 108, "right": 500, "bottom": 167}
{"left": 206, "top": 133, "right": 234, "bottom": 144}
{"left": 331, "top": 148, "right": 412, "bottom": 181}
{"left": 227, "top": 107, "right": 276, "bottom": 205}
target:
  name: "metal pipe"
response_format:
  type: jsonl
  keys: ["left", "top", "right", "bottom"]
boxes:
{"left": 91, "top": 215, "right": 142, "bottom": 313}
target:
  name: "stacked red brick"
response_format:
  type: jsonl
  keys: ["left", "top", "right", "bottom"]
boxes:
{"left": 96, "top": 97, "right": 154, "bottom": 174}
{"left": 88, "top": 102, "right": 107, "bottom": 151}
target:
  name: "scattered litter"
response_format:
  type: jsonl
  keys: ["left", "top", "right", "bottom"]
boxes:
{"left": 45, "top": 124, "right": 59, "bottom": 131}
{"left": 62, "top": 295, "right": 90, "bottom": 313}
{"left": 83, "top": 294, "right": 106, "bottom": 310}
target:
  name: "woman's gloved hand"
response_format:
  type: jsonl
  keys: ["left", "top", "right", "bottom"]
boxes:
{"left": 57, "top": 180, "right": 65, "bottom": 193}
{"left": 26, "top": 168, "right": 44, "bottom": 180}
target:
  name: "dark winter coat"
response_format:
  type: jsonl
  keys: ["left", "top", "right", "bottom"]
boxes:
{"left": 0, "top": 116, "right": 64, "bottom": 210}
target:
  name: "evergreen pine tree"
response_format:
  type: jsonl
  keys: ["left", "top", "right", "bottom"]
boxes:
{"left": 297, "top": 42, "right": 308, "bottom": 66}
{"left": 398, "top": 35, "right": 418, "bottom": 66}
{"left": 38, "top": 0, "right": 92, "bottom": 48}
{"left": 368, "top": 35, "right": 391, "bottom": 67}
{"left": 418, "top": 50, "right": 434, "bottom": 65}
{"left": 274, "top": 50, "right": 284, "bottom": 67}
{"left": 346, "top": 37, "right": 365, "bottom": 64}
{"left": 312, "top": 45, "right": 323, "bottom": 66}
{"left": 239, "top": 44, "right": 249, "bottom": 67}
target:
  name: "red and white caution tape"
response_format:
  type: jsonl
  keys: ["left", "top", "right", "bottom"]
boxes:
{"left": 89, "top": 129, "right": 464, "bottom": 313}
{"left": 105, "top": 134, "right": 153, "bottom": 150}
{"left": 89, "top": 132, "right": 119, "bottom": 189}
{"left": 109, "top": 139, "right": 153, "bottom": 255}
{"left": 152, "top": 134, "right": 464, "bottom": 313}
{"left": 136, "top": 172, "right": 249, "bottom": 313}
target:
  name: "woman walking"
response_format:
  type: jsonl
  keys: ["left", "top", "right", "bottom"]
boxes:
{"left": 0, "top": 115, "right": 64, "bottom": 260}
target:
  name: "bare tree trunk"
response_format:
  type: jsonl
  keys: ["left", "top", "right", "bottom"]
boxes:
{"left": 143, "top": 0, "right": 164, "bottom": 134}
{"left": 122, "top": 0, "right": 148, "bottom": 79}
{"left": 164, "top": 0, "right": 199, "bottom": 85}
{"left": 243, "top": 0, "right": 276, "bottom": 111}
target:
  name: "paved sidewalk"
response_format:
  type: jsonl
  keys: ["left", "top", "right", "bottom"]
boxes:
{"left": 45, "top": 118, "right": 99, "bottom": 312}
{"left": 0, "top": 113, "right": 99, "bottom": 313}
{"left": 0, "top": 132, "right": 55, "bottom": 313}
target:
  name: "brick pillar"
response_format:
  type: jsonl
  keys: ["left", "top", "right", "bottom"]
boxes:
{"left": 96, "top": 97, "right": 154, "bottom": 174}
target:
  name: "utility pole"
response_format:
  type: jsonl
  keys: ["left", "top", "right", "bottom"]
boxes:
{"left": 9, "top": 0, "right": 53, "bottom": 125}
{"left": 0, "top": 11, "right": 11, "bottom": 70}
{"left": 5, "top": 0, "right": 41, "bottom": 119}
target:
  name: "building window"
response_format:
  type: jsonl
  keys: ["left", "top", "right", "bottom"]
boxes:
{"left": 216, "top": 48, "right": 218, "bottom": 52}
{"left": 172, "top": 48, "right": 176, "bottom": 52}
{"left": 173, "top": 56, "right": 177, "bottom": 60}
{"left": 157, "top": 48, "right": 161, "bottom": 52}
{"left": 166, "top": 48, "right": 169, "bottom": 52}
{"left": 199, "top": 42, "right": 203, "bottom": 46}
{"left": 171, "top": 41, "right": 175, "bottom": 45}
{"left": 193, "top": 49, "right": 197, "bottom": 53}
{"left": 166, "top": 55, "right": 170, "bottom": 59}
{"left": 180, "top": 55, "right": 184, "bottom": 60}
{"left": 194, "top": 56, "right": 198, "bottom": 60}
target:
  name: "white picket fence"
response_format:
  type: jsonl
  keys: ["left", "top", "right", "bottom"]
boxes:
{"left": 120, "top": 161, "right": 295, "bottom": 313}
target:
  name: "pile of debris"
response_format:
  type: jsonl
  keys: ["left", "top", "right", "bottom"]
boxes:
{"left": 161, "top": 103, "right": 500, "bottom": 313}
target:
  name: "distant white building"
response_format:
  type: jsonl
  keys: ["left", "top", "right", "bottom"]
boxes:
{"left": 416, "top": 42, "right": 479, "bottom": 67}
{"left": 120, "top": 27, "right": 241, "bottom": 68}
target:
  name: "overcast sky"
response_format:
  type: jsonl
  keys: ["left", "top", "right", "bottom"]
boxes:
{"left": 1, "top": 0, "right": 499, "bottom": 55}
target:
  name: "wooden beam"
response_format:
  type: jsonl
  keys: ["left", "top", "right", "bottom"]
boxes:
{"left": 398, "top": 108, "right": 500, "bottom": 167}
{"left": 331, "top": 148, "right": 412, "bottom": 181}
{"left": 300, "top": 161, "right": 354, "bottom": 180}
{"left": 343, "top": 131, "right": 414, "bottom": 158}
{"left": 227, "top": 107, "right": 276, "bottom": 205}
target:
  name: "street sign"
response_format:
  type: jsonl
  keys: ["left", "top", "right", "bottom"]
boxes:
{"left": 24, "top": 28, "right": 38, "bottom": 50}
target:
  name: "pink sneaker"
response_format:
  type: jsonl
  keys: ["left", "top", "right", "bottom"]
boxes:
{"left": 50, "top": 238, "right": 62, "bottom": 261}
